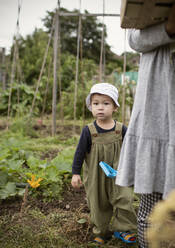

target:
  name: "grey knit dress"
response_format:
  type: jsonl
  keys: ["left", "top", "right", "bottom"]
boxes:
{"left": 116, "top": 23, "right": 175, "bottom": 199}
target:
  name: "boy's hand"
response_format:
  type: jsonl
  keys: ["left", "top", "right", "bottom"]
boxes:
{"left": 166, "top": 3, "right": 175, "bottom": 36}
{"left": 71, "top": 174, "right": 83, "bottom": 188}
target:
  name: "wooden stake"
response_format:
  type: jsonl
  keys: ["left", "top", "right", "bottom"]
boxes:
{"left": 73, "top": 0, "right": 81, "bottom": 133}
{"left": 52, "top": 7, "right": 59, "bottom": 136}
{"left": 122, "top": 29, "right": 127, "bottom": 124}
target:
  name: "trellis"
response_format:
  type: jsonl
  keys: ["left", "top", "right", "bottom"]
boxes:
{"left": 8, "top": 0, "right": 128, "bottom": 135}
{"left": 57, "top": 1, "right": 125, "bottom": 133}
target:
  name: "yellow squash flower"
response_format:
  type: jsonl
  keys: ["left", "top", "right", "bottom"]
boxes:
{"left": 27, "top": 174, "right": 43, "bottom": 188}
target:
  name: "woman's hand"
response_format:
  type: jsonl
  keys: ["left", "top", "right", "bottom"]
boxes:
{"left": 71, "top": 174, "right": 83, "bottom": 188}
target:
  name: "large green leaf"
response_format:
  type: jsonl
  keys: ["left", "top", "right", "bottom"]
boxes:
{"left": 27, "top": 156, "right": 47, "bottom": 170}
{"left": 0, "top": 171, "right": 8, "bottom": 186}
{"left": 54, "top": 162, "right": 72, "bottom": 172}
{"left": 50, "top": 148, "right": 73, "bottom": 172}
{"left": 45, "top": 167, "right": 59, "bottom": 182}
{"left": 7, "top": 159, "right": 24, "bottom": 171}
{"left": 0, "top": 149, "right": 11, "bottom": 161}
{"left": 0, "top": 182, "right": 17, "bottom": 199}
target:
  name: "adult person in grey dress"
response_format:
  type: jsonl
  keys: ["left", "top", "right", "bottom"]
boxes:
{"left": 115, "top": 4, "right": 175, "bottom": 248}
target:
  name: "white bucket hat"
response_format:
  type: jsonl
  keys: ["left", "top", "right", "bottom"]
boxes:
{"left": 86, "top": 83, "right": 120, "bottom": 111}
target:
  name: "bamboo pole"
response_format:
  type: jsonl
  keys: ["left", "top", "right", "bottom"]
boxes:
{"left": 1, "top": 48, "right": 6, "bottom": 90}
{"left": 73, "top": 0, "right": 82, "bottom": 133}
{"left": 7, "top": 37, "right": 18, "bottom": 121}
{"left": 59, "top": 12, "right": 120, "bottom": 17}
{"left": 30, "top": 25, "right": 54, "bottom": 116}
{"left": 52, "top": 6, "right": 59, "bottom": 136}
{"left": 99, "top": 0, "right": 105, "bottom": 83}
{"left": 122, "top": 29, "right": 127, "bottom": 124}
{"left": 41, "top": 58, "right": 52, "bottom": 118}
{"left": 79, "top": 18, "right": 86, "bottom": 127}
{"left": 57, "top": 2, "right": 63, "bottom": 123}
{"left": 7, "top": 0, "right": 22, "bottom": 121}
{"left": 16, "top": 45, "right": 23, "bottom": 110}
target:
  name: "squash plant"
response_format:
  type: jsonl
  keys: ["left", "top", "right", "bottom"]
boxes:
{"left": 0, "top": 135, "right": 74, "bottom": 201}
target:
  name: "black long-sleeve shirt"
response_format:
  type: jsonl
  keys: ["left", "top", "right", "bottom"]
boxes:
{"left": 72, "top": 120, "right": 127, "bottom": 175}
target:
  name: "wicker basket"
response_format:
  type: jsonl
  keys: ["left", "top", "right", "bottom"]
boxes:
{"left": 120, "top": 0, "right": 174, "bottom": 29}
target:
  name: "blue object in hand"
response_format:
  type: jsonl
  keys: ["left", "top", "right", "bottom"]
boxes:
{"left": 99, "top": 161, "right": 117, "bottom": 178}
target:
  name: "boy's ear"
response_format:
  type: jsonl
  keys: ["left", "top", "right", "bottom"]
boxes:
{"left": 113, "top": 106, "right": 118, "bottom": 112}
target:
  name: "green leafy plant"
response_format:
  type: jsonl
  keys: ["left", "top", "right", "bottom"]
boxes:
{"left": 0, "top": 133, "right": 74, "bottom": 201}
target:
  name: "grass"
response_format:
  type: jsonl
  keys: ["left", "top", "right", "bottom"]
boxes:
{"left": 0, "top": 208, "right": 139, "bottom": 248}
{"left": 0, "top": 189, "right": 139, "bottom": 248}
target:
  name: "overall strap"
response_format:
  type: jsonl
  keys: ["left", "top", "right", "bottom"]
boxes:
{"left": 87, "top": 123, "right": 98, "bottom": 137}
{"left": 88, "top": 121, "right": 123, "bottom": 136}
{"left": 115, "top": 121, "right": 123, "bottom": 135}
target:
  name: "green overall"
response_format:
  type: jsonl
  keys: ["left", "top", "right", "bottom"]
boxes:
{"left": 83, "top": 122, "right": 137, "bottom": 238}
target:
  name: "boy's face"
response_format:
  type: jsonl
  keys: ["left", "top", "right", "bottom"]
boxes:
{"left": 90, "top": 93, "right": 117, "bottom": 121}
